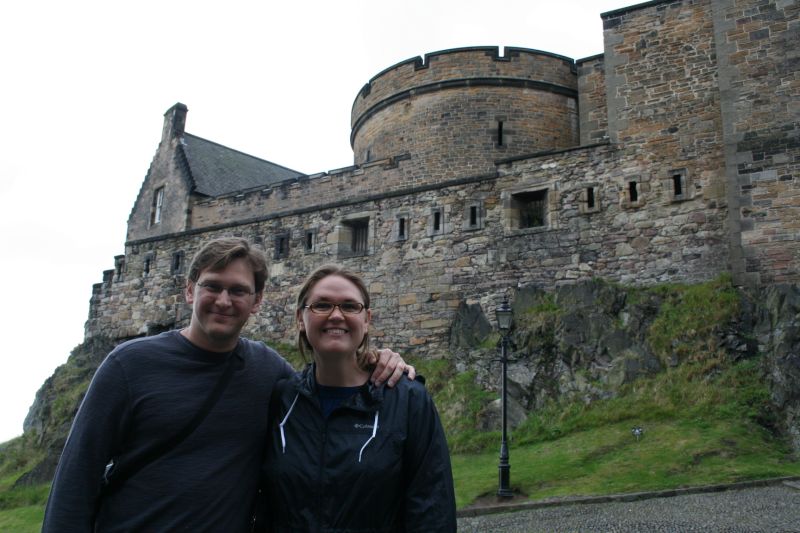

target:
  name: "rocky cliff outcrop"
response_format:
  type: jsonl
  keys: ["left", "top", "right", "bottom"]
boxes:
{"left": 451, "top": 279, "right": 799, "bottom": 451}
{"left": 755, "top": 285, "right": 800, "bottom": 452}
{"left": 15, "top": 336, "right": 118, "bottom": 486}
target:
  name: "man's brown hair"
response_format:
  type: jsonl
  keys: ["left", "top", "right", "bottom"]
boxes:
{"left": 187, "top": 238, "right": 268, "bottom": 293}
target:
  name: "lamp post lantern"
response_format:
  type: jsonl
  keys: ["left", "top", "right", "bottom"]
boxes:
{"left": 495, "top": 296, "right": 513, "bottom": 498}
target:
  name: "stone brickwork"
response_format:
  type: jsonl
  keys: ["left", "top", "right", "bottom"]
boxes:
{"left": 577, "top": 55, "right": 609, "bottom": 145}
{"left": 85, "top": 0, "right": 798, "bottom": 358}
{"left": 713, "top": 0, "right": 800, "bottom": 284}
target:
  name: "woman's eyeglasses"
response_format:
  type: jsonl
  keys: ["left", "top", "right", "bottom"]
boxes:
{"left": 304, "top": 301, "right": 366, "bottom": 315}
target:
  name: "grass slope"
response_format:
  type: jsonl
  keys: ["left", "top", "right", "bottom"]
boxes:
{"left": 450, "top": 359, "right": 799, "bottom": 507}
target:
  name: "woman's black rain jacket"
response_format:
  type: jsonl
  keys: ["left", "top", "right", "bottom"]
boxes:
{"left": 262, "top": 364, "right": 456, "bottom": 532}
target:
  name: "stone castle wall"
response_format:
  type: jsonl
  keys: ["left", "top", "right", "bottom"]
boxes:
{"left": 85, "top": 0, "right": 798, "bottom": 357}
{"left": 91, "top": 142, "right": 729, "bottom": 352}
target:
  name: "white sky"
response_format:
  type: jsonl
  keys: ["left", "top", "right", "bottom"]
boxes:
{"left": 0, "top": 0, "right": 634, "bottom": 443}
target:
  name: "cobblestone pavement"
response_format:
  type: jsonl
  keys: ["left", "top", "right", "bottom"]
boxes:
{"left": 457, "top": 484, "right": 800, "bottom": 532}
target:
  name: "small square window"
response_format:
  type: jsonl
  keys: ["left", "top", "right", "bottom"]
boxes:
{"left": 339, "top": 218, "right": 370, "bottom": 257}
{"left": 511, "top": 190, "right": 548, "bottom": 229}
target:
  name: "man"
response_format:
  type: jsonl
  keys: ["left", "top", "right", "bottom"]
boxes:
{"left": 43, "top": 238, "right": 412, "bottom": 532}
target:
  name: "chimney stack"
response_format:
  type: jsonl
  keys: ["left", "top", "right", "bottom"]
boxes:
{"left": 162, "top": 102, "right": 188, "bottom": 142}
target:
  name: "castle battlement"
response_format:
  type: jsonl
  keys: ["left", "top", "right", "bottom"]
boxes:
{"left": 351, "top": 46, "right": 578, "bottom": 144}
{"left": 353, "top": 47, "right": 575, "bottom": 120}
{"left": 349, "top": 46, "right": 581, "bottom": 176}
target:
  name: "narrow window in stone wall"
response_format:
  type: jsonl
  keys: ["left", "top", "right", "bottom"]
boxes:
{"left": 143, "top": 256, "right": 152, "bottom": 276}
{"left": 628, "top": 181, "right": 639, "bottom": 203}
{"left": 670, "top": 169, "right": 688, "bottom": 201}
{"left": 580, "top": 185, "right": 600, "bottom": 214}
{"left": 429, "top": 207, "right": 445, "bottom": 236}
{"left": 151, "top": 187, "right": 165, "bottom": 226}
{"left": 396, "top": 215, "right": 408, "bottom": 241}
{"left": 497, "top": 121, "right": 504, "bottom": 147}
{"left": 304, "top": 230, "right": 316, "bottom": 253}
{"left": 512, "top": 190, "right": 548, "bottom": 229}
{"left": 672, "top": 175, "right": 682, "bottom": 196}
{"left": 464, "top": 202, "right": 484, "bottom": 230}
{"left": 275, "top": 233, "right": 290, "bottom": 259}
{"left": 171, "top": 251, "right": 184, "bottom": 275}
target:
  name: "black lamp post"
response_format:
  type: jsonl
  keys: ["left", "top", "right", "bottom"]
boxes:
{"left": 495, "top": 296, "right": 513, "bottom": 498}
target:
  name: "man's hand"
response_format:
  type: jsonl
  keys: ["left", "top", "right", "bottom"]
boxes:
{"left": 368, "top": 348, "right": 416, "bottom": 387}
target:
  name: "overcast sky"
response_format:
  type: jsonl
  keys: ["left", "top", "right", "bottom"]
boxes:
{"left": 0, "top": 0, "right": 634, "bottom": 443}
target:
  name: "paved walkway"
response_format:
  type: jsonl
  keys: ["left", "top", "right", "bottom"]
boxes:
{"left": 457, "top": 479, "right": 800, "bottom": 532}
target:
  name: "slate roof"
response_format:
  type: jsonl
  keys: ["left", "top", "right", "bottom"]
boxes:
{"left": 180, "top": 133, "right": 305, "bottom": 197}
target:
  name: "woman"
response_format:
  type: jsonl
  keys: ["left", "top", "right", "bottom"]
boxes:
{"left": 262, "top": 265, "right": 456, "bottom": 532}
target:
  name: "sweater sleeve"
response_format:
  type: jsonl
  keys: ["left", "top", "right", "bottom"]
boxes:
{"left": 42, "top": 354, "right": 131, "bottom": 533}
{"left": 401, "top": 384, "right": 457, "bottom": 533}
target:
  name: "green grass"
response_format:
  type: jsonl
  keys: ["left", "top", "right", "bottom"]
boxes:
{"left": 0, "top": 505, "right": 45, "bottom": 533}
{"left": 449, "top": 357, "right": 798, "bottom": 508}
{"left": 646, "top": 274, "right": 740, "bottom": 366}
{"left": 0, "top": 483, "right": 49, "bottom": 511}
{"left": 451, "top": 417, "right": 799, "bottom": 508}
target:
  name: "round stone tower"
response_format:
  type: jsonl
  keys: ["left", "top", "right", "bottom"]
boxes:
{"left": 351, "top": 46, "right": 579, "bottom": 180}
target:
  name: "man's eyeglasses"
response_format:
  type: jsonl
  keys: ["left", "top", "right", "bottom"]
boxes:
{"left": 304, "top": 301, "right": 366, "bottom": 315}
{"left": 196, "top": 281, "right": 255, "bottom": 299}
